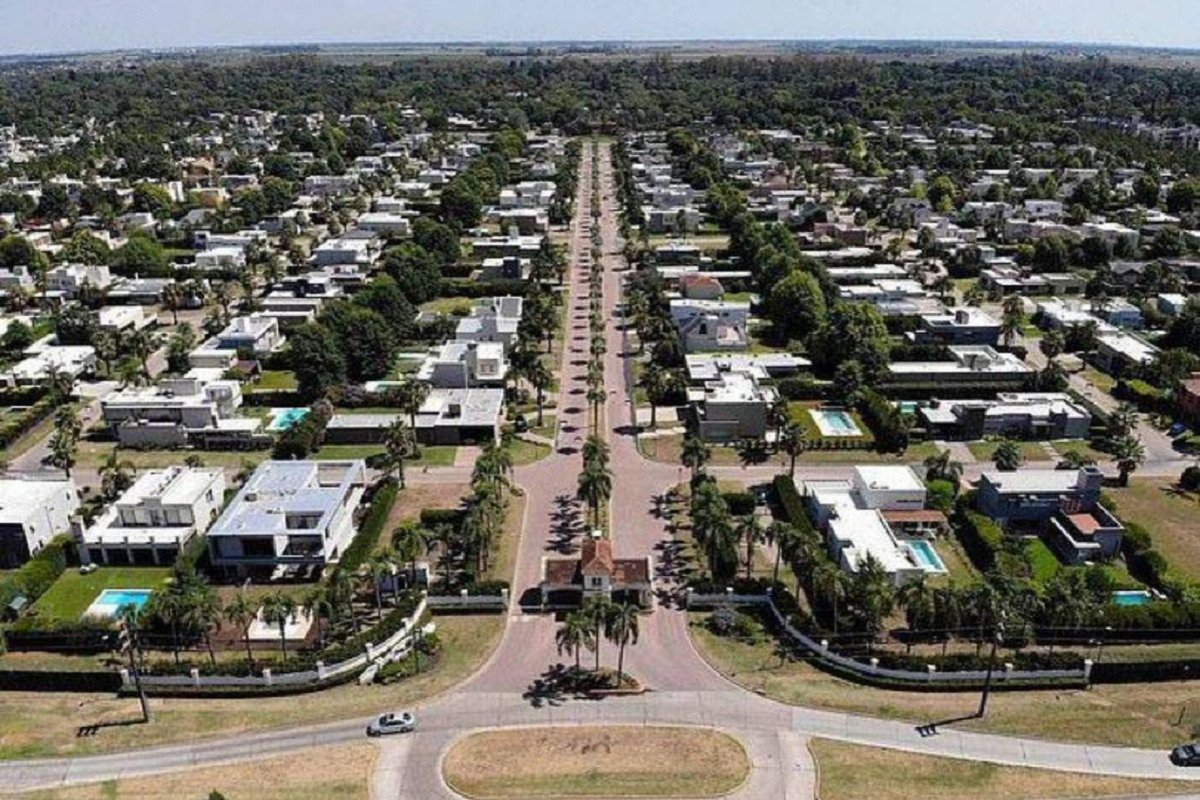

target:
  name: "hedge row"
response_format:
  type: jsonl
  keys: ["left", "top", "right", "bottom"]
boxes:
{"left": 722, "top": 491, "right": 756, "bottom": 516}
{"left": 873, "top": 650, "right": 1084, "bottom": 673}
{"left": 440, "top": 278, "right": 529, "bottom": 299}
{"left": 858, "top": 389, "right": 909, "bottom": 453}
{"left": 774, "top": 378, "right": 828, "bottom": 401}
{"left": 772, "top": 474, "right": 814, "bottom": 539}
{"left": 0, "top": 535, "right": 72, "bottom": 611}
{"left": 956, "top": 511, "right": 1004, "bottom": 573}
{"left": 0, "top": 394, "right": 57, "bottom": 450}
{"left": 0, "top": 669, "right": 121, "bottom": 693}
{"left": 337, "top": 479, "right": 398, "bottom": 576}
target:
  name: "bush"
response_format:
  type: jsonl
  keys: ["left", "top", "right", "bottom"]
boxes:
{"left": 956, "top": 511, "right": 1005, "bottom": 572}
{"left": 926, "top": 479, "right": 955, "bottom": 513}
{"left": 775, "top": 378, "right": 828, "bottom": 401}
{"left": 772, "top": 474, "right": 813, "bottom": 538}
{"left": 419, "top": 508, "right": 466, "bottom": 528}
{"left": 0, "top": 536, "right": 72, "bottom": 611}
{"left": 0, "top": 393, "right": 57, "bottom": 450}
{"left": 272, "top": 402, "right": 332, "bottom": 459}
{"left": 722, "top": 491, "right": 757, "bottom": 516}
{"left": 706, "top": 606, "right": 761, "bottom": 641}
{"left": 858, "top": 389, "right": 909, "bottom": 453}
{"left": 1181, "top": 466, "right": 1200, "bottom": 492}
{"left": 337, "top": 479, "right": 397, "bottom": 576}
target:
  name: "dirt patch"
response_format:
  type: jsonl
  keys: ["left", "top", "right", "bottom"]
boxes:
{"left": 443, "top": 725, "right": 749, "bottom": 798}
{"left": 22, "top": 743, "right": 374, "bottom": 799}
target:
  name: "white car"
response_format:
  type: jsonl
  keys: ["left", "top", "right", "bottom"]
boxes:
{"left": 366, "top": 711, "right": 416, "bottom": 737}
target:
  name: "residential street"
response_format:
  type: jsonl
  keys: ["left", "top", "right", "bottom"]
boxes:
{"left": 3, "top": 143, "right": 1199, "bottom": 799}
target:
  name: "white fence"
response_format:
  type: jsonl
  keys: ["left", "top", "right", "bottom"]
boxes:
{"left": 127, "top": 598, "right": 428, "bottom": 691}
{"left": 685, "top": 590, "right": 1090, "bottom": 686}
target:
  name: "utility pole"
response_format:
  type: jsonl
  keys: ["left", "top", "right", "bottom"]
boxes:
{"left": 121, "top": 615, "right": 151, "bottom": 723}
{"left": 977, "top": 621, "right": 1004, "bottom": 719}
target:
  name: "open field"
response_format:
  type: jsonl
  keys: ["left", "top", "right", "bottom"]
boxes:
{"left": 810, "top": 739, "right": 1193, "bottom": 800}
{"left": 0, "top": 613, "right": 502, "bottom": 759}
{"left": 250, "top": 370, "right": 298, "bottom": 391}
{"left": 74, "top": 442, "right": 269, "bottom": 471}
{"left": 1107, "top": 479, "right": 1200, "bottom": 581}
{"left": 311, "top": 443, "right": 457, "bottom": 466}
{"left": 688, "top": 612, "right": 1200, "bottom": 749}
{"left": 443, "top": 726, "right": 749, "bottom": 798}
{"left": 31, "top": 567, "right": 171, "bottom": 622}
{"left": 18, "top": 743, "right": 374, "bottom": 800}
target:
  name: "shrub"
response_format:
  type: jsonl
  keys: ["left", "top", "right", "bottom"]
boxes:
{"left": 858, "top": 389, "right": 909, "bottom": 453}
{"left": 722, "top": 491, "right": 757, "bottom": 516}
{"left": 336, "top": 479, "right": 398, "bottom": 577}
{"left": 775, "top": 378, "right": 828, "bottom": 401}
{"left": 956, "top": 511, "right": 1004, "bottom": 572}
{"left": 772, "top": 474, "right": 814, "bottom": 539}
{"left": 1181, "top": 466, "right": 1200, "bottom": 492}
{"left": 0, "top": 536, "right": 72, "bottom": 611}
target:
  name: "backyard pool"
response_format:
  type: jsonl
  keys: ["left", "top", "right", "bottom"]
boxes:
{"left": 810, "top": 409, "right": 864, "bottom": 438}
{"left": 1112, "top": 590, "right": 1152, "bottom": 606}
{"left": 83, "top": 588, "right": 153, "bottom": 619}
{"left": 267, "top": 407, "right": 309, "bottom": 432}
{"left": 906, "top": 539, "right": 948, "bottom": 574}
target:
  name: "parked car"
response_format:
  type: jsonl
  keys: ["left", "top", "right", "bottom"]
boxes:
{"left": 1171, "top": 743, "right": 1200, "bottom": 766}
{"left": 366, "top": 711, "right": 416, "bottom": 737}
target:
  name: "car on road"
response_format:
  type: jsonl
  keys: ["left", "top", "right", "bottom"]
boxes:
{"left": 366, "top": 711, "right": 416, "bottom": 737}
{"left": 1171, "top": 743, "right": 1200, "bottom": 766}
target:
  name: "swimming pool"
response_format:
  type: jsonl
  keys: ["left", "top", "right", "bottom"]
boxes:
{"left": 267, "top": 407, "right": 310, "bottom": 432}
{"left": 906, "top": 540, "right": 948, "bottom": 574}
{"left": 810, "top": 409, "right": 864, "bottom": 438}
{"left": 1112, "top": 590, "right": 1152, "bottom": 606}
{"left": 83, "top": 588, "right": 153, "bottom": 619}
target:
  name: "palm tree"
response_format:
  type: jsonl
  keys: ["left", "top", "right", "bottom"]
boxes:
{"left": 737, "top": 515, "right": 765, "bottom": 580}
{"left": 261, "top": 592, "right": 297, "bottom": 659}
{"left": 1111, "top": 435, "right": 1146, "bottom": 486}
{"left": 1108, "top": 403, "right": 1140, "bottom": 441}
{"left": 577, "top": 458, "right": 614, "bottom": 529}
{"left": 581, "top": 595, "right": 613, "bottom": 672}
{"left": 767, "top": 395, "right": 791, "bottom": 449}
{"left": 606, "top": 603, "right": 640, "bottom": 685}
{"left": 393, "top": 524, "right": 434, "bottom": 588}
{"left": 396, "top": 381, "right": 431, "bottom": 429}
{"left": 764, "top": 522, "right": 797, "bottom": 588}
{"left": 365, "top": 554, "right": 394, "bottom": 620}
{"left": 99, "top": 449, "right": 136, "bottom": 501}
{"left": 302, "top": 586, "right": 335, "bottom": 650}
{"left": 681, "top": 434, "right": 710, "bottom": 480}
{"left": 224, "top": 591, "right": 257, "bottom": 665}
{"left": 896, "top": 577, "right": 934, "bottom": 653}
{"left": 779, "top": 423, "right": 808, "bottom": 478}
{"left": 812, "top": 562, "right": 847, "bottom": 635}
{"left": 161, "top": 282, "right": 184, "bottom": 326}
{"left": 328, "top": 569, "right": 360, "bottom": 633}
{"left": 992, "top": 438, "right": 1023, "bottom": 472}
{"left": 150, "top": 588, "right": 188, "bottom": 665}
{"left": 524, "top": 359, "right": 553, "bottom": 428}
{"left": 703, "top": 514, "right": 739, "bottom": 583}
{"left": 1000, "top": 295, "right": 1025, "bottom": 348}
{"left": 382, "top": 418, "right": 416, "bottom": 488}
{"left": 556, "top": 611, "right": 594, "bottom": 671}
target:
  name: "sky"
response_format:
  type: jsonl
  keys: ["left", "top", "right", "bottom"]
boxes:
{"left": 1, "top": 0, "right": 1197, "bottom": 56}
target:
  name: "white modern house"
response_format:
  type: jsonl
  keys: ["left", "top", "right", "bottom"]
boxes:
{"left": 688, "top": 370, "right": 777, "bottom": 442}
{"left": 885, "top": 345, "right": 1032, "bottom": 389}
{"left": 455, "top": 296, "right": 523, "bottom": 350}
{"left": 208, "top": 460, "right": 367, "bottom": 579}
{"left": 670, "top": 299, "right": 750, "bottom": 352}
{"left": 101, "top": 370, "right": 258, "bottom": 447}
{"left": 5, "top": 337, "right": 96, "bottom": 387}
{"left": 0, "top": 477, "right": 79, "bottom": 568}
{"left": 75, "top": 467, "right": 225, "bottom": 567}
{"left": 190, "top": 316, "right": 284, "bottom": 367}
{"left": 801, "top": 466, "right": 946, "bottom": 586}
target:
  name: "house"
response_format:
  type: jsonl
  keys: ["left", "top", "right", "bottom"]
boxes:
{"left": 1177, "top": 373, "right": 1200, "bottom": 425}
{"left": 74, "top": 467, "right": 225, "bottom": 567}
{"left": 303, "top": 174, "right": 359, "bottom": 197}
{"left": 1094, "top": 331, "right": 1159, "bottom": 375}
{"left": 800, "top": 467, "right": 946, "bottom": 586}
{"left": 455, "top": 296, "right": 523, "bottom": 350}
{"left": 96, "top": 305, "right": 153, "bottom": 334}
{"left": 1157, "top": 293, "right": 1190, "bottom": 317}
{"left": 191, "top": 316, "right": 284, "bottom": 365}
{"left": 195, "top": 247, "right": 247, "bottom": 271}
{"left": 417, "top": 341, "right": 507, "bottom": 388}
{"left": 884, "top": 346, "right": 1032, "bottom": 391}
{"left": 208, "top": 460, "right": 367, "bottom": 579}
{"left": 101, "top": 370, "right": 260, "bottom": 448}
{"left": 670, "top": 299, "right": 750, "bottom": 352}
{"left": 356, "top": 213, "right": 410, "bottom": 238}
{"left": 688, "top": 370, "right": 777, "bottom": 442}
{"left": 684, "top": 353, "right": 811, "bottom": 384}
{"left": 678, "top": 274, "right": 725, "bottom": 301}
{"left": 976, "top": 467, "right": 1122, "bottom": 563}
{"left": 312, "top": 236, "right": 379, "bottom": 268}
{"left": 325, "top": 388, "right": 503, "bottom": 446}
{"left": 539, "top": 536, "right": 653, "bottom": 608}
{"left": 644, "top": 206, "right": 702, "bottom": 234}
{"left": 918, "top": 393, "right": 1091, "bottom": 441}
{"left": 0, "top": 477, "right": 79, "bottom": 568}
{"left": 5, "top": 337, "right": 96, "bottom": 387}
{"left": 46, "top": 264, "right": 113, "bottom": 295}
{"left": 654, "top": 242, "right": 701, "bottom": 265}
{"left": 471, "top": 235, "right": 543, "bottom": 260}
{"left": 910, "top": 307, "right": 1001, "bottom": 346}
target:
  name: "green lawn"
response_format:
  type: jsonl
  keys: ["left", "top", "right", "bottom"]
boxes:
{"left": 1106, "top": 479, "right": 1200, "bottom": 582}
{"left": 420, "top": 297, "right": 473, "bottom": 316}
{"left": 1026, "top": 538, "right": 1061, "bottom": 584}
{"left": 74, "top": 442, "right": 270, "bottom": 471}
{"left": 31, "top": 567, "right": 172, "bottom": 622}
{"left": 505, "top": 438, "right": 551, "bottom": 466}
{"left": 966, "top": 440, "right": 1052, "bottom": 463}
{"left": 788, "top": 402, "right": 876, "bottom": 447}
{"left": 1080, "top": 367, "right": 1117, "bottom": 394}
{"left": 311, "top": 444, "right": 457, "bottom": 466}
{"left": 1050, "top": 439, "right": 1108, "bottom": 463}
{"left": 252, "top": 371, "right": 298, "bottom": 391}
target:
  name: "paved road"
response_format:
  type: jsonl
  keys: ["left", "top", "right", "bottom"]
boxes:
{"left": 4, "top": 144, "right": 1199, "bottom": 799}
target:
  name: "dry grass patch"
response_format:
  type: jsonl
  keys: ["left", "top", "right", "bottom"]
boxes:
{"left": 1108, "top": 479, "right": 1200, "bottom": 581}
{"left": 688, "top": 613, "right": 1200, "bottom": 749}
{"left": 19, "top": 743, "right": 374, "bottom": 799}
{"left": 443, "top": 726, "right": 750, "bottom": 798}
{"left": 811, "top": 739, "right": 1195, "bottom": 800}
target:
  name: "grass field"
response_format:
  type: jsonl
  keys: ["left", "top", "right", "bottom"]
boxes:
{"left": 1107, "top": 479, "right": 1200, "bottom": 581}
{"left": 688, "top": 612, "right": 1200, "bottom": 749}
{"left": 810, "top": 739, "right": 1193, "bottom": 800}
{"left": 251, "top": 370, "right": 298, "bottom": 391}
{"left": 1051, "top": 439, "right": 1109, "bottom": 463}
{"left": 505, "top": 438, "right": 550, "bottom": 466}
{"left": 31, "top": 567, "right": 172, "bottom": 622}
{"left": 310, "top": 444, "right": 457, "bottom": 466}
{"left": 443, "top": 727, "right": 749, "bottom": 798}
{"left": 20, "top": 743, "right": 374, "bottom": 799}
{"left": 420, "top": 297, "right": 473, "bottom": 316}
{"left": 1081, "top": 367, "right": 1118, "bottom": 394}
{"left": 0, "top": 613, "right": 503, "bottom": 759}
{"left": 75, "top": 442, "right": 270, "bottom": 471}
{"left": 967, "top": 440, "right": 1053, "bottom": 463}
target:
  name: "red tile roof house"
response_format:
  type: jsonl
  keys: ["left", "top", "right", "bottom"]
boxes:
{"left": 539, "top": 537, "right": 653, "bottom": 609}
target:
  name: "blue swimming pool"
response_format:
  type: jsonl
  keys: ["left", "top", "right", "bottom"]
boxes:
{"left": 907, "top": 540, "right": 948, "bottom": 573}
{"left": 267, "top": 407, "right": 309, "bottom": 432}
{"left": 810, "top": 409, "right": 864, "bottom": 437}
{"left": 84, "top": 588, "right": 153, "bottom": 619}
{"left": 1112, "top": 590, "right": 1152, "bottom": 606}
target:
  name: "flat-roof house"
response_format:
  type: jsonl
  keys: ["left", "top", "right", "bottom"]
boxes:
{"left": 325, "top": 387, "right": 503, "bottom": 447}
{"left": 312, "top": 236, "right": 379, "bottom": 268}
{"left": 417, "top": 341, "right": 507, "bottom": 388}
{"left": 101, "top": 369, "right": 258, "bottom": 448}
{"left": 191, "top": 316, "right": 284, "bottom": 366}
{"left": 5, "top": 338, "right": 96, "bottom": 387}
{"left": 356, "top": 213, "right": 410, "bottom": 237}
{"left": 688, "top": 370, "right": 776, "bottom": 442}
{"left": 455, "top": 296, "right": 523, "bottom": 350}
{"left": 670, "top": 299, "right": 750, "bottom": 352}
{"left": 1095, "top": 331, "right": 1159, "bottom": 375}
{"left": 75, "top": 467, "right": 225, "bottom": 567}
{"left": 46, "top": 264, "right": 113, "bottom": 295}
{"left": 910, "top": 307, "right": 1001, "bottom": 346}
{"left": 885, "top": 346, "right": 1032, "bottom": 391}
{"left": 919, "top": 392, "right": 1091, "bottom": 441}
{"left": 208, "top": 460, "right": 367, "bottom": 579}
{"left": 0, "top": 477, "right": 79, "bottom": 568}
{"left": 540, "top": 536, "right": 653, "bottom": 608}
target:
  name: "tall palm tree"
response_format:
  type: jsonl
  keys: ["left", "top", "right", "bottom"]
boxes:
{"left": 767, "top": 395, "right": 791, "bottom": 450}
{"left": 184, "top": 584, "right": 223, "bottom": 666}
{"left": 992, "top": 438, "right": 1023, "bottom": 472}
{"left": 640, "top": 362, "right": 669, "bottom": 429}
{"left": 525, "top": 359, "right": 553, "bottom": 428}
{"left": 382, "top": 418, "right": 415, "bottom": 488}
{"left": 779, "top": 423, "right": 808, "bottom": 478}
{"left": 1000, "top": 295, "right": 1025, "bottom": 348}
{"left": 365, "top": 554, "right": 394, "bottom": 620}
{"left": 149, "top": 588, "right": 187, "bottom": 665}
{"left": 681, "top": 434, "right": 711, "bottom": 480}
{"left": 896, "top": 576, "right": 934, "bottom": 653}
{"left": 555, "top": 611, "right": 594, "bottom": 671}
{"left": 224, "top": 591, "right": 257, "bottom": 665}
{"left": 396, "top": 381, "right": 431, "bottom": 429}
{"left": 393, "top": 525, "right": 434, "bottom": 588}
{"left": 261, "top": 592, "right": 297, "bottom": 659}
{"left": 1111, "top": 435, "right": 1146, "bottom": 486}
{"left": 812, "top": 562, "right": 847, "bottom": 635}
{"left": 302, "top": 586, "right": 335, "bottom": 650}
{"left": 737, "top": 515, "right": 765, "bottom": 580}
{"left": 328, "top": 568, "right": 360, "bottom": 633}
{"left": 923, "top": 449, "right": 963, "bottom": 485}
{"left": 606, "top": 603, "right": 640, "bottom": 685}
{"left": 581, "top": 595, "right": 613, "bottom": 672}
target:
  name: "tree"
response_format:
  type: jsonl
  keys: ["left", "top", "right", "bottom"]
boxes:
{"left": 923, "top": 449, "right": 963, "bottom": 485}
{"left": 184, "top": 582, "right": 223, "bottom": 666}
{"left": 260, "top": 593, "right": 297, "bottom": 659}
{"left": 166, "top": 325, "right": 196, "bottom": 374}
{"left": 767, "top": 269, "right": 827, "bottom": 343}
{"left": 1040, "top": 327, "right": 1065, "bottom": 361}
{"left": 1166, "top": 179, "right": 1198, "bottom": 215}
{"left": 1133, "top": 174, "right": 1159, "bottom": 208}
{"left": 577, "top": 450, "right": 613, "bottom": 529}
{"left": 524, "top": 359, "right": 552, "bottom": 428}
{"left": 581, "top": 595, "right": 613, "bottom": 671}
{"left": 289, "top": 323, "right": 346, "bottom": 401}
{"left": 47, "top": 405, "right": 81, "bottom": 478}
{"left": 62, "top": 231, "right": 111, "bottom": 265}
{"left": 1111, "top": 435, "right": 1146, "bottom": 487}
{"left": 992, "top": 438, "right": 1023, "bottom": 472}
{"left": 1000, "top": 296, "right": 1025, "bottom": 348}
{"left": 896, "top": 577, "right": 935, "bottom": 650}
{"left": 224, "top": 591, "right": 257, "bottom": 665}
{"left": 383, "top": 243, "right": 443, "bottom": 304}
{"left": 681, "top": 434, "right": 711, "bottom": 480}
{"left": 112, "top": 234, "right": 168, "bottom": 277}
{"left": 737, "top": 515, "right": 765, "bottom": 580}
{"left": 320, "top": 302, "right": 396, "bottom": 382}
{"left": 382, "top": 418, "right": 416, "bottom": 488}
{"left": 1108, "top": 402, "right": 1139, "bottom": 440}
{"left": 99, "top": 449, "right": 136, "bottom": 501}
{"left": 440, "top": 179, "right": 483, "bottom": 228}
{"left": 132, "top": 183, "right": 173, "bottom": 219}
{"left": 779, "top": 422, "right": 808, "bottom": 478}
{"left": 354, "top": 275, "right": 417, "bottom": 340}
{"left": 832, "top": 360, "right": 865, "bottom": 407}
{"left": 302, "top": 585, "right": 335, "bottom": 649}
{"left": 0, "top": 320, "right": 33, "bottom": 355}
{"left": 812, "top": 561, "right": 848, "bottom": 634}
{"left": 556, "top": 611, "right": 594, "bottom": 671}
{"left": 606, "top": 603, "right": 640, "bottom": 685}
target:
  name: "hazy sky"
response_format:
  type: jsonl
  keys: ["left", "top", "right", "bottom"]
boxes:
{"left": 2, "top": 0, "right": 1197, "bottom": 56}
